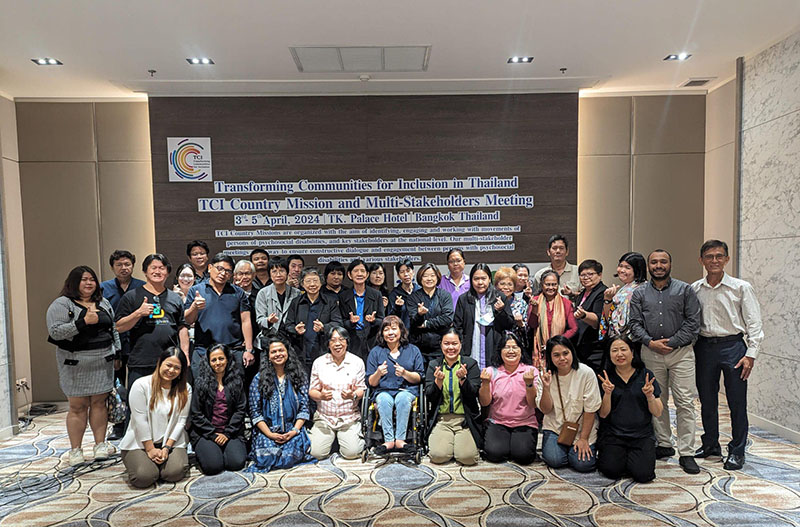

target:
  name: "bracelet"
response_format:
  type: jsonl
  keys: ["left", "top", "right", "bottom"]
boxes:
{"left": 603, "top": 300, "right": 612, "bottom": 304}
{"left": 525, "top": 383, "right": 534, "bottom": 388}
{"left": 292, "top": 427, "right": 301, "bottom": 434}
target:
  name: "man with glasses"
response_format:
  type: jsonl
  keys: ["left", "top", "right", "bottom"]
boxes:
{"left": 572, "top": 259, "right": 608, "bottom": 373}
{"left": 691, "top": 240, "right": 763, "bottom": 471}
{"left": 185, "top": 253, "right": 255, "bottom": 377}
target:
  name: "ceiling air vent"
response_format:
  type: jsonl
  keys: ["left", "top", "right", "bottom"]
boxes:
{"left": 290, "top": 46, "right": 431, "bottom": 73}
{"left": 680, "top": 77, "right": 716, "bottom": 88}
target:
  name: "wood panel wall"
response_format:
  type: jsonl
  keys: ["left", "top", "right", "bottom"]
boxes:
{"left": 149, "top": 94, "right": 577, "bottom": 272}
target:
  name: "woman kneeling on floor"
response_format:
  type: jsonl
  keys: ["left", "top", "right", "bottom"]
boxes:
{"left": 190, "top": 344, "right": 248, "bottom": 475}
{"left": 537, "top": 336, "right": 602, "bottom": 472}
{"left": 479, "top": 332, "right": 539, "bottom": 465}
{"left": 246, "top": 337, "right": 315, "bottom": 472}
{"left": 308, "top": 326, "right": 366, "bottom": 460}
{"left": 120, "top": 347, "right": 191, "bottom": 488}
{"left": 596, "top": 333, "right": 663, "bottom": 482}
{"left": 425, "top": 328, "right": 482, "bottom": 465}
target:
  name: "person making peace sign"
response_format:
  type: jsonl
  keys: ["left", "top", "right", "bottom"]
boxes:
{"left": 596, "top": 333, "right": 664, "bottom": 482}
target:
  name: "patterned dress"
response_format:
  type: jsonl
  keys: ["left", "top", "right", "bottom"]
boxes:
{"left": 600, "top": 282, "right": 646, "bottom": 340}
{"left": 246, "top": 373, "right": 315, "bottom": 472}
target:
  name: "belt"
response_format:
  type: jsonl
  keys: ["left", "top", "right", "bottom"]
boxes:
{"left": 698, "top": 333, "right": 743, "bottom": 344}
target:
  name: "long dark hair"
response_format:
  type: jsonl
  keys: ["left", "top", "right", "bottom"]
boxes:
{"left": 467, "top": 262, "right": 499, "bottom": 302}
{"left": 194, "top": 343, "right": 244, "bottom": 403}
{"left": 367, "top": 263, "right": 390, "bottom": 297}
{"left": 258, "top": 337, "right": 307, "bottom": 399}
{"left": 60, "top": 265, "right": 103, "bottom": 303}
{"left": 149, "top": 347, "right": 190, "bottom": 413}
{"left": 491, "top": 331, "right": 531, "bottom": 367}
{"left": 544, "top": 335, "right": 580, "bottom": 373}
{"left": 602, "top": 333, "right": 645, "bottom": 373}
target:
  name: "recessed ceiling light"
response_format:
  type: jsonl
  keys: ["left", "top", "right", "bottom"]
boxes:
{"left": 664, "top": 53, "right": 692, "bottom": 61}
{"left": 507, "top": 56, "right": 533, "bottom": 64}
{"left": 186, "top": 57, "right": 214, "bottom": 65}
{"left": 31, "top": 57, "right": 62, "bottom": 66}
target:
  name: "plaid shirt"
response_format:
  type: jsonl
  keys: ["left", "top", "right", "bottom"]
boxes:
{"left": 309, "top": 352, "right": 366, "bottom": 428}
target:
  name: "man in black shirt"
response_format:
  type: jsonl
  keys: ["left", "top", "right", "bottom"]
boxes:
{"left": 116, "top": 254, "right": 190, "bottom": 391}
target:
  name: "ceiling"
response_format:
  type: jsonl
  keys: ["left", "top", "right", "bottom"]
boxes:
{"left": 1, "top": 1, "right": 799, "bottom": 99}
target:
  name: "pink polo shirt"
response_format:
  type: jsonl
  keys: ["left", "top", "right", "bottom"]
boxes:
{"left": 487, "top": 363, "right": 539, "bottom": 428}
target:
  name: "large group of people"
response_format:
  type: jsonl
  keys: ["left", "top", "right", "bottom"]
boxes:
{"left": 46, "top": 235, "right": 762, "bottom": 488}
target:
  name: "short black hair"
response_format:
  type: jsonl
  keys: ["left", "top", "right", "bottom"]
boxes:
{"left": 648, "top": 249, "right": 672, "bottom": 263}
{"left": 142, "top": 253, "right": 172, "bottom": 274}
{"left": 268, "top": 257, "right": 289, "bottom": 272}
{"left": 210, "top": 253, "right": 235, "bottom": 267}
{"left": 324, "top": 260, "right": 345, "bottom": 278}
{"left": 109, "top": 250, "right": 135, "bottom": 267}
{"left": 700, "top": 239, "right": 729, "bottom": 257}
{"left": 512, "top": 263, "right": 529, "bottom": 273}
{"left": 395, "top": 258, "right": 414, "bottom": 273}
{"left": 325, "top": 325, "right": 349, "bottom": 348}
{"left": 547, "top": 235, "right": 568, "bottom": 250}
{"left": 250, "top": 248, "right": 269, "bottom": 260}
{"left": 287, "top": 254, "right": 305, "bottom": 266}
{"left": 186, "top": 240, "right": 209, "bottom": 257}
{"left": 578, "top": 259, "right": 603, "bottom": 274}
{"left": 619, "top": 252, "right": 647, "bottom": 283}
{"left": 347, "top": 259, "right": 368, "bottom": 274}
{"left": 446, "top": 248, "right": 465, "bottom": 262}
{"left": 544, "top": 335, "right": 580, "bottom": 373}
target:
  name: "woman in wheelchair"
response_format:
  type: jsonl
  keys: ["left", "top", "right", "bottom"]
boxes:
{"left": 366, "top": 315, "right": 425, "bottom": 455}
{"left": 308, "top": 326, "right": 366, "bottom": 460}
{"left": 246, "top": 337, "right": 315, "bottom": 472}
{"left": 478, "top": 332, "right": 540, "bottom": 465}
{"left": 424, "top": 328, "right": 482, "bottom": 465}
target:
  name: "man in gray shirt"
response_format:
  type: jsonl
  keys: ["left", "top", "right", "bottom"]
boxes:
{"left": 629, "top": 249, "right": 701, "bottom": 474}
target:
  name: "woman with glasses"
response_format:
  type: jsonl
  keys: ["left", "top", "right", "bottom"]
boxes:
{"left": 572, "top": 260, "right": 608, "bottom": 373}
{"left": 478, "top": 332, "right": 539, "bottom": 465}
{"left": 308, "top": 326, "right": 366, "bottom": 460}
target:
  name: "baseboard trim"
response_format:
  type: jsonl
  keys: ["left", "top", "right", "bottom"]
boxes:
{"left": 749, "top": 413, "right": 800, "bottom": 443}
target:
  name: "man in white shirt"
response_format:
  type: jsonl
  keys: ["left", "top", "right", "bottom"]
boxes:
{"left": 532, "top": 235, "right": 580, "bottom": 297}
{"left": 691, "top": 240, "right": 763, "bottom": 471}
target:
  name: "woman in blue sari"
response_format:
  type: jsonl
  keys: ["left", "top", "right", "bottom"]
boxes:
{"left": 246, "top": 337, "right": 315, "bottom": 472}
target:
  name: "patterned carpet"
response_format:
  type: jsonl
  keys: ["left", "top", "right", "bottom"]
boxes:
{"left": 1, "top": 403, "right": 799, "bottom": 527}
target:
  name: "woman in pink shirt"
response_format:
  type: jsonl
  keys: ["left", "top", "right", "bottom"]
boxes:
{"left": 478, "top": 332, "right": 539, "bottom": 464}
{"left": 528, "top": 270, "right": 577, "bottom": 367}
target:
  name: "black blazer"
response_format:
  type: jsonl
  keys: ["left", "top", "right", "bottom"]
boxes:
{"left": 453, "top": 288, "right": 514, "bottom": 363}
{"left": 573, "top": 282, "right": 608, "bottom": 370}
{"left": 189, "top": 381, "right": 247, "bottom": 444}
{"left": 424, "top": 356, "right": 483, "bottom": 449}
{"left": 284, "top": 293, "right": 343, "bottom": 366}
{"left": 339, "top": 287, "right": 385, "bottom": 360}
{"left": 407, "top": 288, "right": 454, "bottom": 356}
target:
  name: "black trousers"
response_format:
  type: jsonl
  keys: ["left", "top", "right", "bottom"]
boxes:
{"left": 483, "top": 422, "right": 538, "bottom": 465}
{"left": 695, "top": 337, "right": 749, "bottom": 456}
{"left": 193, "top": 436, "right": 248, "bottom": 475}
{"left": 597, "top": 433, "right": 656, "bottom": 483}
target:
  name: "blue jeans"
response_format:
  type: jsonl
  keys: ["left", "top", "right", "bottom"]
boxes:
{"left": 541, "top": 430, "right": 597, "bottom": 472}
{"left": 375, "top": 390, "right": 416, "bottom": 442}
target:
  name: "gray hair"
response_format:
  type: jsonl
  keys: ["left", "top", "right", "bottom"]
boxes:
{"left": 234, "top": 259, "right": 256, "bottom": 274}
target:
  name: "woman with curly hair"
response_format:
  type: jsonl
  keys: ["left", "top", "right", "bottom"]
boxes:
{"left": 246, "top": 337, "right": 315, "bottom": 472}
{"left": 190, "top": 344, "right": 248, "bottom": 475}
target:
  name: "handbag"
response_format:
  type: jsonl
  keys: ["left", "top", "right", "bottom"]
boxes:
{"left": 107, "top": 378, "right": 127, "bottom": 424}
{"left": 555, "top": 373, "right": 582, "bottom": 446}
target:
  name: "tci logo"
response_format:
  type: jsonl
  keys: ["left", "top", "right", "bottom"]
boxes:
{"left": 168, "top": 137, "right": 213, "bottom": 182}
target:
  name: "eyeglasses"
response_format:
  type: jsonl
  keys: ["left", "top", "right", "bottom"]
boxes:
{"left": 702, "top": 254, "right": 727, "bottom": 261}
{"left": 579, "top": 272, "right": 597, "bottom": 279}
{"left": 329, "top": 337, "right": 347, "bottom": 343}
{"left": 213, "top": 265, "right": 233, "bottom": 275}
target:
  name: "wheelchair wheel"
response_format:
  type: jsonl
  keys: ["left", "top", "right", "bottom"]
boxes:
{"left": 414, "top": 448, "right": 422, "bottom": 464}
{"left": 361, "top": 449, "right": 368, "bottom": 463}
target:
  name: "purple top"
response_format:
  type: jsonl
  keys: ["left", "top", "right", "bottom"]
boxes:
{"left": 210, "top": 388, "right": 228, "bottom": 433}
{"left": 438, "top": 274, "right": 470, "bottom": 308}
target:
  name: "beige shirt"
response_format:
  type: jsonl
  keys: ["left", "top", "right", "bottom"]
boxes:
{"left": 691, "top": 273, "right": 764, "bottom": 359}
{"left": 533, "top": 263, "right": 580, "bottom": 296}
{"left": 536, "top": 363, "right": 601, "bottom": 444}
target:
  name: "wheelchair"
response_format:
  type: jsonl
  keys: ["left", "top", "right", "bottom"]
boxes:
{"left": 360, "top": 385, "right": 427, "bottom": 464}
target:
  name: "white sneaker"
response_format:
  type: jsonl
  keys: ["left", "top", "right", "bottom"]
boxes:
{"left": 93, "top": 442, "right": 111, "bottom": 461}
{"left": 69, "top": 448, "right": 85, "bottom": 466}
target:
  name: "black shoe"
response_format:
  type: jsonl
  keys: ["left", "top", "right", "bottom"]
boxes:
{"left": 694, "top": 444, "right": 722, "bottom": 458}
{"left": 679, "top": 456, "right": 701, "bottom": 474}
{"left": 723, "top": 453, "right": 745, "bottom": 470}
{"left": 374, "top": 445, "right": 390, "bottom": 455}
{"left": 655, "top": 446, "right": 676, "bottom": 459}
{"left": 401, "top": 443, "right": 416, "bottom": 453}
